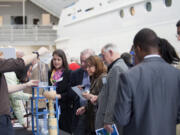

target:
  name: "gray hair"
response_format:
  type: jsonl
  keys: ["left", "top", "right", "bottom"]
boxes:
{"left": 102, "top": 43, "right": 119, "bottom": 53}
{"left": 80, "top": 49, "right": 95, "bottom": 57}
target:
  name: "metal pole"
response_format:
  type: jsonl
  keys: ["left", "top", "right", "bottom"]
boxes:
{"left": 22, "top": 0, "right": 25, "bottom": 29}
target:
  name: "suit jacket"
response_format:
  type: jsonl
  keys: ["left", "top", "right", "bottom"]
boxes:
{"left": 86, "top": 73, "right": 107, "bottom": 133}
{"left": 70, "top": 68, "right": 84, "bottom": 87}
{"left": 95, "top": 58, "right": 128, "bottom": 133}
{"left": 114, "top": 57, "right": 180, "bottom": 135}
{"left": 49, "top": 69, "right": 80, "bottom": 133}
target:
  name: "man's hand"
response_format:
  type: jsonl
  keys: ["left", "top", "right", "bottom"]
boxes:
{"left": 104, "top": 124, "right": 113, "bottom": 134}
{"left": 8, "top": 80, "right": 39, "bottom": 93}
{"left": 26, "top": 80, "right": 39, "bottom": 87}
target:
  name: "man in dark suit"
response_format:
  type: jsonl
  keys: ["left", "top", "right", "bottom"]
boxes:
{"left": 71, "top": 49, "right": 95, "bottom": 89}
{"left": 114, "top": 28, "right": 180, "bottom": 135}
{"left": 71, "top": 49, "right": 95, "bottom": 135}
{"left": 176, "top": 20, "right": 180, "bottom": 135}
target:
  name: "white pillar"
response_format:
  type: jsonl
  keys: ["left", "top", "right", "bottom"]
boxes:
{"left": 22, "top": 0, "right": 26, "bottom": 28}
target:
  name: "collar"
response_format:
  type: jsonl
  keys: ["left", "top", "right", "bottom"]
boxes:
{"left": 144, "top": 54, "right": 161, "bottom": 59}
{"left": 108, "top": 58, "right": 121, "bottom": 72}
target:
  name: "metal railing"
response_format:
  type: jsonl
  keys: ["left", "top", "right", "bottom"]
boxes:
{"left": 0, "top": 25, "right": 57, "bottom": 44}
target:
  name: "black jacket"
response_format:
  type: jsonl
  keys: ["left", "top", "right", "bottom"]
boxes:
{"left": 48, "top": 69, "right": 80, "bottom": 133}
{"left": 70, "top": 68, "right": 85, "bottom": 86}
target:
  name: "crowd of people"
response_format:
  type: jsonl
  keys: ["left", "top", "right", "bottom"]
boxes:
{"left": 0, "top": 20, "right": 180, "bottom": 135}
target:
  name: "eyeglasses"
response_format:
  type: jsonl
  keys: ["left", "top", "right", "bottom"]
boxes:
{"left": 86, "top": 65, "right": 95, "bottom": 68}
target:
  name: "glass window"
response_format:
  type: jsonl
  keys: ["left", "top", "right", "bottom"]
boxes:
{"left": 165, "top": 0, "right": 172, "bottom": 7}
{"left": 146, "top": 2, "right": 152, "bottom": 12}
{"left": 119, "top": 10, "right": 124, "bottom": 18}
{"left": 130, "top": 7, "right": 135, "bottom": 16}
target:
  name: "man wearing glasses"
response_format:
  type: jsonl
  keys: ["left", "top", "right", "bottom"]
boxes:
{"left": 177, "top": 20, "right": 180, "bottom": 41}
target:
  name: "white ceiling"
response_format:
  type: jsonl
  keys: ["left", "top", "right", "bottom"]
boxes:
{"left": 0, "top": 0, "right": 78, "bottom": 18}
{"left": 30, "top": 0, "right": 78, "bottom": 17}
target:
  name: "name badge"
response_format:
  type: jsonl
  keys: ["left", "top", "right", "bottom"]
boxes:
{"left": 56, "top": 77, "right": 63, "bottom": 83}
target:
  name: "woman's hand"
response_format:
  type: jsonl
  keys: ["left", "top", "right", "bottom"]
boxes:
{"left": 43, "top": 90, "right": 61, "bottom": 100}
{"left": 90, "top": 95, "right": 98, "bottom": 104}
{"left": 76, "top": 106, "right": 86, "bottom": 115}
{"left": 82, "top": 92, "right": 91, "bottom": 100}
{"left": 77, "top": 85, "right": 84, "bottom": 90}
{"left": 56, "top": 94, "right": 61, "bottom": 99}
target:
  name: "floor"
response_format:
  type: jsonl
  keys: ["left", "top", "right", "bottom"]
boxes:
{"left": 14, "top": 128, "right": 32, "bottom": 135}
{"left": 14, "top": 128, "right": 71, "bottom": 135}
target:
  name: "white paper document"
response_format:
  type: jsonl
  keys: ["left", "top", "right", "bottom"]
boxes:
{"left": 71, "top": 86, "right": 86, "bottom": 100}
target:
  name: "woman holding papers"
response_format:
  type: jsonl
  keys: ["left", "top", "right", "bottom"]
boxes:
{"left": 76, "top": 55, "right": 107, "bottom": 135}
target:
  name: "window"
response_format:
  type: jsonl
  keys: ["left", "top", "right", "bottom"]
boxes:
{"left": 11, "top": 16, "right": 27, "bottom": 25}
{"left": 165, "top": 0, "right": 172, "bottom": 7}
{"left": 119, "top": 10, "right": 124, "bottom": 18}
{"left": 33, "top": 18, "right": 39, "bottom": 25}
{"left": 42, "top": 14, "right": 50, "bottom": 26}
{"left": 146, "top": 2, "right": 152, "bottom": 12}
{"left": 0, "top": 16, "right": 3, "bottom": 26}
{"left": 130, "top": 7, "right": 135, "bottom": 16}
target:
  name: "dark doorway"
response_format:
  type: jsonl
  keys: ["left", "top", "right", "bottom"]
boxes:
{"left": 11, "top": 16, "right": 27, "bottom": 25}
{"left": 33, "top": 18, "right": 39, "bottom": 25}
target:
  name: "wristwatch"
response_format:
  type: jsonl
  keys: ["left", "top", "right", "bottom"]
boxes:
{"left": 32, "top": 51, "right": 39, "bottom": 58}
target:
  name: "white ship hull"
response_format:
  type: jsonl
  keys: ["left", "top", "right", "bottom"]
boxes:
{"left": 56, "top": 0, "right": 180, "bottom": 58}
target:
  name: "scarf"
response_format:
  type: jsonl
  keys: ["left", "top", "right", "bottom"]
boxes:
{"left": 50, "top": 69, "right": 63, "bottom": 86}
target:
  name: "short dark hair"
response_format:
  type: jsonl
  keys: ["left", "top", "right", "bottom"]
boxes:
{"left": 176, "top": 20, "right": 180, "bottom": 27}
{"left": 133, "top": 28, "right": 159, "bottom": 52}
{"left": 51, "top": 49, "right": 68, "bottom": 71}
{"left": 15, "top": 63, "right": 33, "bottom": 83}
{"left": 120, "top": 52, "right": 133, "bottom": 67}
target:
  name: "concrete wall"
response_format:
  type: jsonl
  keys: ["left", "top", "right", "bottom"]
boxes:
{"left": 0, "top": 0, "right": 59, "bottom": 25}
